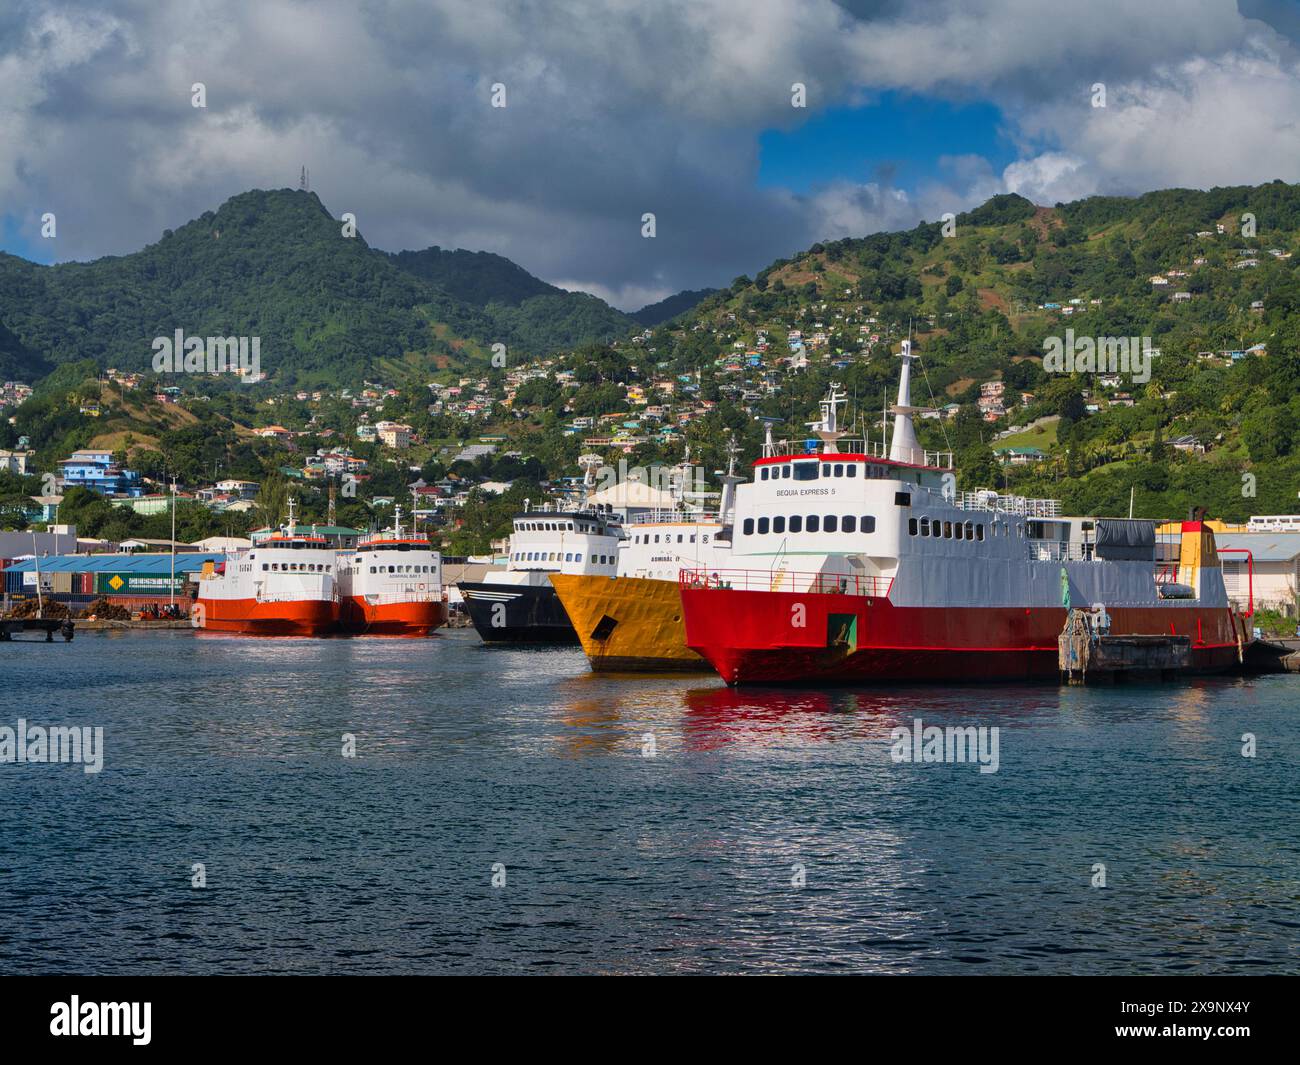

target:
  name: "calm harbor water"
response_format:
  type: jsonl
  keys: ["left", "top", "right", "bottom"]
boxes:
{"left": 0, "top": 628, "right": 1295, "bottom": 975}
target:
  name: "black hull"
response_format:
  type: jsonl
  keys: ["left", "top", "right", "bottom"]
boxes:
{"left": 458, "top": 581, "right": 578, "bottom": 644}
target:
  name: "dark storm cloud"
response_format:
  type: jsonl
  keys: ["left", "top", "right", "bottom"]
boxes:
{"left": 1, "top": 1, "right": 1296, "bottom": 308}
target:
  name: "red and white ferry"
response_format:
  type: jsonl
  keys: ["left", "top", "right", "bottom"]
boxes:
{"left": 336, "top": 507, "right": 446, "bottom": 636}
{"left": 195, "top": 500, "right": 340, "bottom": 636}
{"left": 679, "top": 343, "right": 1249, "bottom": 685}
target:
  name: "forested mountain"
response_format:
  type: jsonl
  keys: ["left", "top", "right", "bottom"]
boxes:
{"left": 385, "top": 246, "right": 634, "bottom": 352}
{"left": 631, "top": 288, "right": 717, "bottom": 327}
{"left": 0, "top": 189, "right": 636, "bottom": 385}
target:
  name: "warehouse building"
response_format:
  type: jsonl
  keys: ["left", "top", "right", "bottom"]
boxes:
{"left": 2, "top": 553, "right": 222, "bottom": 614}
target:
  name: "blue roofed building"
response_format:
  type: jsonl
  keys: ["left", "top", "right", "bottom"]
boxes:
{"left": 58, "top": 449, "right": 143, "bottom": 497}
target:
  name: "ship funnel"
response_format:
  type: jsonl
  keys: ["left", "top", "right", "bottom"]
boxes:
{"left": 889, "top": 340, "right": 923, "bottom": 465}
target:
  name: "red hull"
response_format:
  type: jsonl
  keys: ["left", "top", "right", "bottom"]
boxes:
{"left": 338, "top": 596, "right": 447, "bottom": 637}
{"left": 680, "top": 586, "right": 1243, "bottom": 685}
{"left": 196, "top": 596, "right": 339, "bottom": 636}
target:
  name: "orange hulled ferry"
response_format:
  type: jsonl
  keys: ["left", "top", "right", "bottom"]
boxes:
{"left": 195, "top": 500, "right": 340, "bottom": 636}
{"left": 336, "top": 507, "right": 446, "bottom": 636}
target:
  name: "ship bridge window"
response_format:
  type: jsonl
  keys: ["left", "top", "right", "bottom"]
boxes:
{"left": 807, "top": 515, "right": 820, "bottom": 533}
{"left": 843, "top": 516, "right": 857, "bottom": 533}
{"left": 781, "top": 465, "right": 791, "bottom": 479}
{"left": 774, "top": 516, "right": 785, "bottom": 534}
{"left": 846, "top": 464, "right": 857, "bottom": 478}
{"left": 758, "top": 517, "right": 770, "bottom": 534}
{"left": 743, "top": 518, "right": 754, "bottom": 535}
{"left": 761, "top": 467, "right": 770, "bottom": 481}
{"left": 790, "top": 515, "right": 803, "bottom": 533}
{"left": 793, "top": 462, "right": 818, "bottom": 481}
{"left": 825, "top": 515, "right": 838, "bottom": 532}
{"left": 834, "top": 464, "right": 844, "bottom": 477}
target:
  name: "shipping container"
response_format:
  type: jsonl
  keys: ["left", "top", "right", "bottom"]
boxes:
{"left": 94, "top": 573, "right": 187, "bottom": 596}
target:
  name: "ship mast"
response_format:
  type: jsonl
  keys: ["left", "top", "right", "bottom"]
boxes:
{"left": 578, "top": 454, "right": 603, "bottom": 504}
{"left": 889, "top": 339, "right": 924, "bottom": 465}
{"left": 811, "top": 384, "right": 847, "bottom": 455}
{"left": 718, "top": 433, "right": 743, "bottom": 526}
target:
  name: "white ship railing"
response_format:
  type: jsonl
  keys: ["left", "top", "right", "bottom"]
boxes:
{"left": 680, "top": 567, "right": 893, "bottom": 598}
{"left": 622, "top": 508, "right": 724, "bottom": 526}
{"left": 907, "top": 483, "right": 1063, "bottom": 517}
{"left": 958, "top": 490, "right": 1061, "bottom": 516}
{"left": 1027, "top": 541, "right": 1093, "bottom": 562}
{"left": 362, "top": 589, "right": 442, "bottom": 604}
{"left": 255, "top": 590, "right": 339, "bottom": 604}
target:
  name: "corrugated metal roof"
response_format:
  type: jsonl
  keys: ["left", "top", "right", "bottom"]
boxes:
{"left": 1217, "top": 533, "right": 1300, "bottom": 563}
{"left": 3, "top": 553, "right": 223, "bottom": 573}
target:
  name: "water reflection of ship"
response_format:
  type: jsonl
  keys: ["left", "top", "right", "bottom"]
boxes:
{"left": 558, "top": 698, "right": 626, "bottom": 757}
{"left": 680, "top": 684, "right": 1059, "bottom": 749}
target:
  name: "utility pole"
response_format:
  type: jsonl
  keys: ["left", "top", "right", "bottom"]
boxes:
{"left": 170, "top": 477, "right": 177, "bottom": 611}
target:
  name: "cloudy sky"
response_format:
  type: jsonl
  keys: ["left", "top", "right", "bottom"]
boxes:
{"left": 2, "top": 0, "right": 1299, "bottom": 309}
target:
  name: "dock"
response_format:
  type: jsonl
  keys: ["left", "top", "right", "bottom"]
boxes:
{"left": 1060, "top": 609, "right": 1194, "bottom": 684}
{"left": 0, "top": 618, "right": 75, "bottom": 642}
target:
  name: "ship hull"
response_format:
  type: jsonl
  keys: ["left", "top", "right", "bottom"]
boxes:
{"left": 459, "top": 581, "right": 578, "bottom": 643}
{"left": 681, "top": 586, "right": 1242, "bottom": 685}
{"left": 338, "top": 596, "right": 447, "bottom": 637}
{"left": 550, "top": 573, "right": 711, "bottom": 672}
{"left": 196, "top": 596, "right": 339, "bottom": 637}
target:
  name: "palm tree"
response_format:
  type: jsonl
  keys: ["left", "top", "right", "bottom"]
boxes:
{"left": 253, "top": 474, "right": 290, "bottom": 530}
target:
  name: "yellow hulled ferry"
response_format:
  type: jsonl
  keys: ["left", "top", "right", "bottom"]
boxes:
{"left": 551, "top": 442, "right": 742, "bottom": 672}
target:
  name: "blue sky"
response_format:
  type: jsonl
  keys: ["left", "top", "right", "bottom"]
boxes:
{"left": 1, "top": 215, "right": 52, "bottom": 265}
{"left": 758, "top": 93, "right": 1018, "bottom": 196}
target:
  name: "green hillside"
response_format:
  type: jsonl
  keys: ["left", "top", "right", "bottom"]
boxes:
{"left": 0, "top": 189, "right": 637, "bottom": 386}
{"left": 623, "top": 181, "right": 1300, "bottom": 523}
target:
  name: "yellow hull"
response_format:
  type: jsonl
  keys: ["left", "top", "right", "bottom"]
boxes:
{"left": 549, "top": 573, "right": 711, "bottom": 672}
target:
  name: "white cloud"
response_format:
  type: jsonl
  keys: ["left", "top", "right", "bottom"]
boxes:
{"left": 1, "top": 1, "right": 1299, "bottom": 303}
{"left": 1002, "top": 152, "right": 1095, "bottom": 205}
